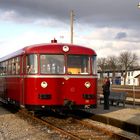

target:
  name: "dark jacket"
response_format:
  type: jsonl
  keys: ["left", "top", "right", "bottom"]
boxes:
{"left": 102, "top": 80, "right": 110, "bottom": 95}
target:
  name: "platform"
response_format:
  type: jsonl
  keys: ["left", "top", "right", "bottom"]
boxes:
{"left": 91, "top": 102, "right": 140, "bottom": 136}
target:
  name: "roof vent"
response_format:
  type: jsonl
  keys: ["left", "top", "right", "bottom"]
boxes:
{"left": 51, "top": 38, "right": 57, "bottom": 43}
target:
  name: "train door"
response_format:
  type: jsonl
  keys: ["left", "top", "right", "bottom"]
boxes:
{"left": 0, "top": 61, "right": 7, "bottom": 103}
{"left": 20, "top": 55, "right": 25, "bottom": 108}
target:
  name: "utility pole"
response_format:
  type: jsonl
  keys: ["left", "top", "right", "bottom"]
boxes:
{"left": 70, "top": 10, "right": 74, "bottom": 44}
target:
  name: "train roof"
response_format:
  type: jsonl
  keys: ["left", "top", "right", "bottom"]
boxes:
{"left": 0, "top": 43, "right": 97, "bottom": 62}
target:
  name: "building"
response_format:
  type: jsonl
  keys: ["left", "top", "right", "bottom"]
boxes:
{"left": 98, "top": 69, "right": 140, "bottom": 86}
{"left": 121, "top": 70, "right": 140, "bottom": 86}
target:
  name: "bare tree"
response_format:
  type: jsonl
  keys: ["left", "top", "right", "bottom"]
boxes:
{"left": 118, "top": 51, "right": 138, "bottom": 85}
{"left": 107, "top": 56, "right": 119, "bottom": 84}
{"left": 97, "top": 57, "right": 107, "bottom": 79}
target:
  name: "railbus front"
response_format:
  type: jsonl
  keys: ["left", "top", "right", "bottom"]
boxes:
{"left": 0, "top": 42, "right": 97, "bottom": 111}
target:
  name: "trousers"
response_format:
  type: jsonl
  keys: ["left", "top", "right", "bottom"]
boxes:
{"left": 103, "top": 93, "right": 109, "bottom": 110}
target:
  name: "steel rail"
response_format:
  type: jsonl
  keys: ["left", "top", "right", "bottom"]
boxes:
{"left": 18, "top": 109, "right": 81, "bottom": 140}
{"left": 18, "top": 109, "right": 137, "bottom": 140}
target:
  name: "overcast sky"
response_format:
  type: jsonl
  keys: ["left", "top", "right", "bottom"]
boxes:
{"left": 0, "top": 0, "right": 140, "bottom": 59}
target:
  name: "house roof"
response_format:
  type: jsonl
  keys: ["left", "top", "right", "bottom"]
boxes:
{"left": 134, "top": 74, "right": 140, "bottom": 78}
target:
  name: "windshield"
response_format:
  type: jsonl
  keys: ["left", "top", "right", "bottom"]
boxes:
{"left": 67, "top": 55, "right": 90, "bottom": 75}
{"left": 40, "top": 54, "right": 65, "bottom": 74}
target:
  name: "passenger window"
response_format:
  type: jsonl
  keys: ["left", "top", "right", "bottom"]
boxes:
{"left": 5, "top": 61, "right": 8, "bottom": 75}
{"left": 12, "top": 58, "right": 16, "bottom": 75}
{"left": 15, "top": 57, "right": 20, "bottom": 74}
{"left": 0, "top": 63, "right": 2, "bottom": 75}
{"left": 8, "top": 60, "right": 12, "bottom": 75}
{"left": 0, "top": 62, "right": 6, "bottom": 75}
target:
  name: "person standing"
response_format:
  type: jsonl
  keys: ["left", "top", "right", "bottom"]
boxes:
{"left": 102, "top": 77, "right": 110, "bottom": 110}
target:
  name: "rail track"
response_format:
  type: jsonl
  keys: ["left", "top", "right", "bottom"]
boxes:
{"left": 18, "top": 109, "right": 136, "bottom": 140}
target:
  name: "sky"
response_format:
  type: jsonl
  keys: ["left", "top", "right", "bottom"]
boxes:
{"left": 0, "top": 0, "right": 140, "bottom": 60}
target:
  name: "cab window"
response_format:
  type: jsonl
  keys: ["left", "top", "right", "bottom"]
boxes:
{"left": 67, "top": 55, "right": 90, "bottom": 75}
{"left": 40, "top": 54, "right": 65, "bottom": 74}
{"left": 26, "top": 54, "right": 38, "bottom": 74}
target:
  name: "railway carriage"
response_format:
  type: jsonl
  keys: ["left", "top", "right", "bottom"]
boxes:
{"left": 0, "top": 40, "right": 97, "bottom": 111}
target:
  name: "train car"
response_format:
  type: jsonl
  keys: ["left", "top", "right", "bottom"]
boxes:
{"left": 0, "top": 40, "right": 97, "bottom": 111}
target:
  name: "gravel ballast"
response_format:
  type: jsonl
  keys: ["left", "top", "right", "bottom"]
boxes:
{"left": 0, "top": 105, "right": 69, "bottom": 140}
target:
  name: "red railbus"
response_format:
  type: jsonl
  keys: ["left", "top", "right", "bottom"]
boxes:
{"left": 0, "top": 41, "right": 97, "bottom": 111}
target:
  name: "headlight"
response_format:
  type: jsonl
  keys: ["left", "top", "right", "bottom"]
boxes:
{"left": 62, "top": 45, "right": 69, "bottom": 52}
{"left": 41, "top": 81, "right": 48, "bottom": 88}
{"left": 85, "top": 81, "right": 91, "bottom": 88}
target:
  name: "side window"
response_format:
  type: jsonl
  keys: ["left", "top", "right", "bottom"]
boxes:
{"left": 92, "top": 55, "right": 97, "bottom": 75}
{"left": 15, "top": 57, "right": 20, "bottom": 74}
{"left": 0, "top": 58, "right": 20, "bottom": 75}
{"left": 12, "top": 58, "right": 16, "bottom": 75}
{"left": 26, "top": 54, "right": 38, "bottom": 74}
{"left": 3, "top": 62, "right": 6, "bottom": 75}
{"left": 0, "top": 63, "right": 2, "bottom": 75}
{"left": 5, "top": 61, "right": 8, "bottom": 75}
{"left": 8, "top": 60, "right": 12, "bottom": 75}
{"left": 0, "top": 62, "right": 5, "bottom": 75}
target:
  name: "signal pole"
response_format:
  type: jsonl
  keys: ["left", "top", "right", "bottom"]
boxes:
{"left": 70, "top": 10, "right": 74, "bottom": 44}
